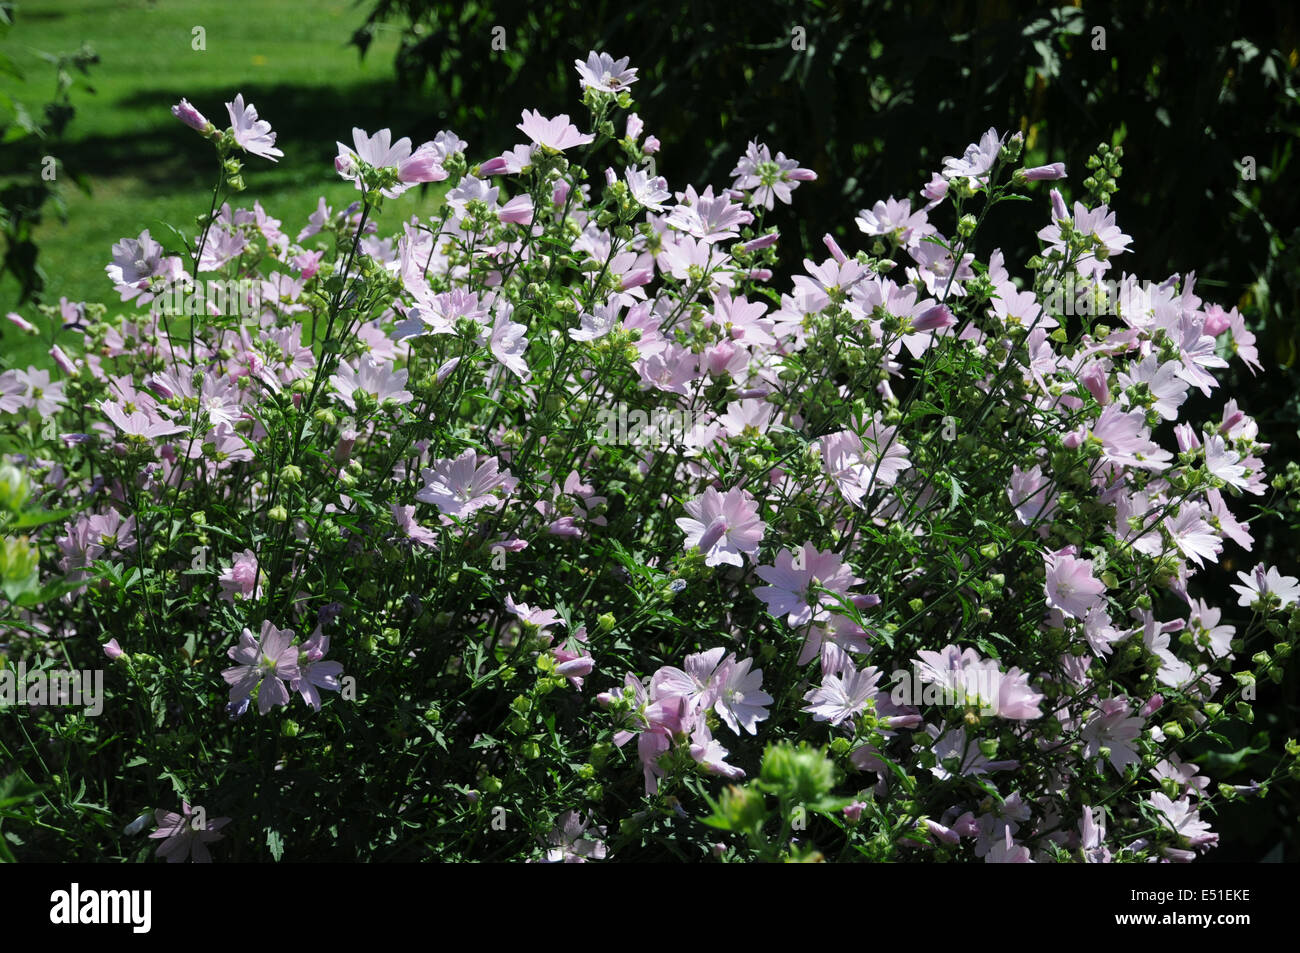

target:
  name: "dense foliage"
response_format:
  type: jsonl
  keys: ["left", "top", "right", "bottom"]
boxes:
{"left": 1, "top": 52, "right": 1298, "bottom": 862}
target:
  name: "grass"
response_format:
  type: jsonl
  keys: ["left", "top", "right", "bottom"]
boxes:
{"left": 1, "top": 0, "right": 451, "bottom": 368}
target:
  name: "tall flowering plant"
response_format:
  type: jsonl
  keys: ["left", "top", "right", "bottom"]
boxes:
{"left": 2, "top": 60, "right": 1297, "bottom": 862}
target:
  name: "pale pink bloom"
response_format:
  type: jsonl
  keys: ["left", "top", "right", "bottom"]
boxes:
{"left": 803, "top": 662, "right": 883, "bottom": 726}
{"left": 1037, "top": 201, "right": 1132, "bottom": 279}
{"left": 856, "top": 196, "right": 935, "bottom": 249}
{"left": 1021, "top": 162, "right": 1066, "bottom": 181}
{"left": 667, "top": 184, "right": 753, "bottom": 243}
{"left": 729, "top": 140, "right": 816, "bottom": 210}
{"left": 101, "top": 399, "right": 187, "bottom": 439}
{"left": 15, "top": 367, "right": 67, "bottom": 416}
{"left": 675, "top": 486, "right": 765, "bottom": 567}
{"left": 516, "top": 110, "right": 594, "bottom": 152}
{"left": 330, "top": 357, "right": 412, "bottom": 411}
{"left": 985, "top": 827, "right": 1034, "bottom": 863}
{"left": 1164, "top": 505, "right": 1221, "bottom": 568}
{"left": 505, "top": 594, "right": 565, "bottom": 632}
{"left": 1043, "top": 547, "right": 1106, "bottom": 620}
{"left": 713, "top": 655, "right": 772, "bottom": 735}
{"left": 497, "top": 194, "right": 534, "bottom": 225}
{"left": 1147, "top": 793, "right": 1217, "bottom": 849}
{"left": 1230, "top": 563, "right": 1300, "bottom": 609}
{"left": 754, "top": 543, "right": 866, "bottom": 627}
{"left": 225, "top": 93, "right": 283, "bottom": 162}
{"left": 222, "top": 621, "right": 300, "bottom": 715}
{"left": 941, "top": 127, "right": 1001, "bottom": 186}
{"left": 1007, "top": 463, "right": 1058, "bottom": 528}
{"left": 574, "top": 51, "right": 638, "bottom": 92}
{"left": 5, "top": 311, "right": 37, "bottom": 334}
{"left": 490, "top": 303, "right": 530, "bottom": 380}
{"left": 292, "top": 631, "right": 344, "bottom": 712}
{"left": 625, "top": 165, "right": 671, "bottom": 211}
{"left": 651, "top": 647, "right": 728, "bottom": 710}
{"left": 818, "top": 420, "right": 910, "bottom": 508}
{"left": 172, "top": 98, "right": 212, "bottom": 133}
{"left": 1080, "top": 697, "right": 1145, "bottom": 774}
{"left": 416, "top": 450, "right": 517, "bottom": 520}
{"left": 391, "top": 504, "right": 437, "bottom": 548}
{"left": 1226, "top": 307, "right": 1261, "bottom": 373}
{"left": 1117, "top": 354, "right": 1188, "bottom": 421}
{"left": 105, "top": 229, "right": 186, "bottom": 304}
{"left": 570, "top": 301, "right": 622, "bottom": 342}
{"left": 542, "top": 810, "right": 607, "bottom": 862}
{"left": 550, "top": 626, "right": 594, "bottom": 689}
{"left": 1090, "top": 403, "right": 1172, "bottom": 472}
{"left": 720, "top": 398, "right": 776, "bottom": 437}
{"left": 149, "top": 801, "right": 232, "bottom": 863}
{"left": 1203, "top": 434, "right": 1248, "bottom": 490}
{"left": 219, "top": 548, "right": 263, "bottom": 603}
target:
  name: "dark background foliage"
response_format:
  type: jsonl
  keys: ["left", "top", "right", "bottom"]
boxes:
{"left": 352, "top": 0, "right": 1300, "bottom": 861}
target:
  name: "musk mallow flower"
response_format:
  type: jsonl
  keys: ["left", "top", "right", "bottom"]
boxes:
{"left": 416, "top": 449, "right": 517, "bottom": 520}
{"left": 574, "top": 51, "right": 638, "bottom": 93}
{"left": 225, "top": 93, "right": 283, "bottom": 162}
{"left": 713, "top": 655, "right": 772, "bottom": 735}
{"left": 221, "top": 620, "right": 300, "bottom": 715}
{"left": 105, "top": 229, "right": 186, "bottom": 304}
{"left": 516, "top": 110, "right": 594, "bottom": 152}
{"left": 329, "top": 357, "right": 413, "bottom": 411}
{"left": 675, "top": 486, "right": 765, "bottom": 567}
{"left": 335, "top": 128, "right": 449, "bottom": 198}
{"left": 149, "top": 801, "right": 232, "bottom": 863}
{"left": 803, "top": 662, "right": 883, "bottom": 726}
{"left": 1043, "top": 547, "right": 1106, "bottom": 620}
{"left": 292, "top": 630, "right": 345, "bottom": 712}
{"left": 540, "top": 810, "right": 608, "bottom": 863}
{"left": 1230, "top": 563, "right": 1300, "bottom": 610}
{"left": 171, "top": 98, "right": 212, "bottom": 134}
{"left": 754, "top": 543, "right": 867, "bottom": 628}
{"left": 941, "top": 127, "right": 1002, "bottom": 187}
{"left": 729, "top": 140, "right": 816, "bottom": 210}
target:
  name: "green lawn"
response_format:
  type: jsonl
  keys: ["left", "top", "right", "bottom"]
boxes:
{"left": 2, "top": 0, "right": 450, "bottom": 368}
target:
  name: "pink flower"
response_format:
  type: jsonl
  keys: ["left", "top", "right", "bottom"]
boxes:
{"left": 171, "top": 98, "right": 211, "bottom": 134}
{"left": 675, "top": 486, "right": 765, "bottom": 567}
{"left": 1230, "top": 563, "right": 1300, "bottom": 609}
{"left": 729, "top": 141, "right": 816, "bottom": 210}
{"left": 1043, "top": 547, "right": 1106, "bottom": 620}
{"left": 941, "top": 127, "right": 1002, "bottom": 187}
{"left": 516, "top": 110, "right": 594, "bottom": 152}
{"left": 416, "top": 450, "right": 517, "bottom": 521}
{"left": 291, "top": 630, "right": 345, "bottom": 712}
{"left": 713, "top": 655, "right": 772, "bottom": 735}
{"left": 221, "top": 621, "right": 300, "bottom": 715}
{"left": 490, "top": 303, "right": 530, "bottom": 380}
{"left": 335, "top": 128, "right": 449, "bottom": 198}
{"left": 1021, "top": 162, "right": 1066, "bottom": 181}
{"left": 225, "top": 93, "right": 283, "bottom": 162}
{"left": 218, "top": 548, "right": 263, "bottom": 603}
{"left": 803, "top": 662, "right": 883, "bottom": 726}
{"left": 330, "top": 357, "right": 412, "bottom": 410}
{"left": 541, "top": 810, "right": 607, "bottom": 862}
{"left": 574, "top": 51, "right": 638, "bottom": 92}
{"left": 148, "top": 801, "right": 232, "bottom": 863}
{"left": 754, "top": 543, "right": 866, "bottom": 628}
